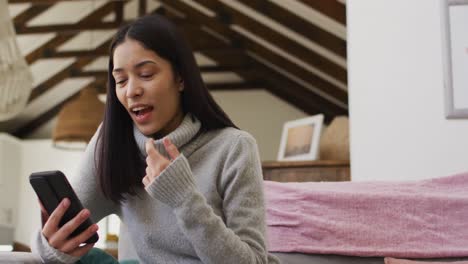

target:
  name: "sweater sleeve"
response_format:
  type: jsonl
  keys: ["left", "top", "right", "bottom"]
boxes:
{"left": 145, "top": 134, "right": 270, "bottom": 264}
{"left": 31, "top": 125, "right": 118, "bottom": 264}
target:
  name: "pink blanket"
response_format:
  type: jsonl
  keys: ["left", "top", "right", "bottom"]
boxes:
{"left": 264, "top": 172, "right": 468, "bottom": 258}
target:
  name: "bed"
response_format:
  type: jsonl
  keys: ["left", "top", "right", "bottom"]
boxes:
{"left": 2, "top": 169, "right": 468, "bottom": 264}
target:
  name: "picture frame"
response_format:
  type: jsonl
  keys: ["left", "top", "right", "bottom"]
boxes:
{"left": 440, "top": 0, "right": 468, "bottom": 119}
{"left": 277, "top": 114, "right": 324, "bottom": 161}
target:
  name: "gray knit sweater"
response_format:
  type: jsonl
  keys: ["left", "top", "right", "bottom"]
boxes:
{"left": 32, "top": 114, "right": 280, "bottom": 264}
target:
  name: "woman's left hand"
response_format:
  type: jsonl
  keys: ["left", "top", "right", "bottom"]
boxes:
{"left": 143, "top": 137, "right": 180, "bottom": 187}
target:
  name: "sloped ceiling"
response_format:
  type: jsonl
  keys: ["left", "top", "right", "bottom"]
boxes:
{"left": 2, "top": 0, "right": 347, "bottom": 138}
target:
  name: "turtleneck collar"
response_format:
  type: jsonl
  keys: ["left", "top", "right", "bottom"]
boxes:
{"left": 133, "top": 113, "right": 202, "bottom": 159}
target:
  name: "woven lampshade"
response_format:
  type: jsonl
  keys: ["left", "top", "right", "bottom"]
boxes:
{"left": 0, "top": 0, "right": 34, "bottom": 121}
{"left": 53, "top": 85, "right": 105, "bottom": 150}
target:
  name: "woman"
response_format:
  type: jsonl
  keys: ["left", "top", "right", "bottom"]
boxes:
{"left": 32, "top": 14, "right": 279, "bottom": 264}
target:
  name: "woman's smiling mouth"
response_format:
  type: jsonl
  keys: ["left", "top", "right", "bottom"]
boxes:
{"left": 130, "top": 104, "right": 154, "bottom": 123}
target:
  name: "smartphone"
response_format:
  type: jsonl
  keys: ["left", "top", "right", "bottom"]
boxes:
{"left": 29, "top": 170, "right": 99, "bottom": 244}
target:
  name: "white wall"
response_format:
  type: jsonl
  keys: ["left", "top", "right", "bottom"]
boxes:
{"left": 347, "top": 0, "right": 468, "bottom": 181}
{"left": 0, "top": 134, "right": 21, "bottom": 245}
{"left": 15, "top": 140, "right": 84, "bottom": 245}
{"left": 211, "top": 90, "right": 307, "bottom": 161}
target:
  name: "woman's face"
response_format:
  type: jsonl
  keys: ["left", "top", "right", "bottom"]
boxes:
{"left": 112, "top": 38, "right": 184, "bottom": 138}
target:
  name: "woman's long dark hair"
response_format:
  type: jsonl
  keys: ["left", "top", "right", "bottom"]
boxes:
{"left": 96, "top": 14, "right": 237, "bottom": 204}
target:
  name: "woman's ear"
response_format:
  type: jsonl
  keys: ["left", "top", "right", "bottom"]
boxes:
{"left": 178, "top": 78, "right": 184, "bottom": 92}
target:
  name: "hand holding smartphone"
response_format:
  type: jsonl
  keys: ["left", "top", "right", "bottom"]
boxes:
{"left": 29, "top": 170, "right": 99, "bottom": 244}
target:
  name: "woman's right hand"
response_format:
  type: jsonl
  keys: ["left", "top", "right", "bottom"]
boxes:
{"left": 41, "top": 198, "right": 99, "bottom": 257}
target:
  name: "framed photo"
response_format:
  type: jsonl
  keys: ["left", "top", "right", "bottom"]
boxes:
{"left": 277, "top": 114, "right": 324, "bottom": 161}
{"left": 441, "top": 0, "right": 468, "bottom": 118}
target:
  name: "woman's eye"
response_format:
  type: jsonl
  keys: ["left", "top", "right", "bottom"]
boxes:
{"left": 116, "top": 79, "right": 127, "bottom": 85}
{"left": 141, "top": 74, "right": 153, "bottom": 79}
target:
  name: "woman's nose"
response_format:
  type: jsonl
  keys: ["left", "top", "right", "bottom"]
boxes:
{"left": 126, "top": 78, "right": 143, "bottom": 98}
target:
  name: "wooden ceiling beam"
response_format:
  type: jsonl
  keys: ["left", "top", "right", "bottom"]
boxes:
{"left": 15, "top": 21, "right": 120, "bottom": 34}
{"left": 115, "top": 1, "right": 124, "bottom": 24}
{"left": 45, "top": 50, "right": 108, "bottom": 58}
{"left": 16, "top": 20, "right": 210, "bottom": 36}
{"left": 163, "top": 7, "right": 241, "bottom": 45}
{"left": 179, "top": 26, "right": 230, "bottom": 50}
{"left": 25, "top": 1, "right": 133, "bottom": 100}
{"left": 259, "top": 68, "right": 346, "bottom": 123}
{"left": 206, "top": 81, "right": 263, "bottom": 91}
{"left": 14, "top": 0, "right": 128, "bottom": 33}
{"left": 71, "top": 71, "right": 107, "bottom": 79}
{"left": 26, "top": 33, "right": 72, "bottom": 64}
{"left": 24, "top": 1, "right": 119, "bottom": 64}
{"left": 45, "top": 39, "right": 110, "bottom": 58}
{"left": 198, "top": 65, "right": 246, "bottom": 73}
{"left": 78, "top": 1, "right": 127, "bottom": 24}
{"left": 236, "top": 0, "right": 346, "bottom": 58}
{"left": 193, "top": 0, "right": 347, "bottom": 83}
{"left": 28, "top": 39, "right": 112, "bottom": 103}
{"left": 255, "top": 60, "right": 347, "bottom": 116}
{"left": 242, "top": 39, "right": 348, "bottom": 103}
{"left": 296, "top": 0, "right": 346, "bottom": 25}
{"left": 196, "top": 48, "right": 250, "bottom": 68}
{"left": 160, "top": 2, "right": 347, "bottom": 106}
{"left": 159, "top": 8, "right": 343, "bottom": 118}
{"left": 138, "top": 0, "right": 147, "bottom": 17}
{"left": 28, "top": 57, "right": 94, "bottom": 103}
{"left": 13, "top": 3, "right": 53, "bottom": 26}
{"left": 9, "top": 0, "right": 86, "bottom": 3}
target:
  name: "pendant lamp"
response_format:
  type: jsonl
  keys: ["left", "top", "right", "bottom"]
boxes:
{"left": 52, "top": 85, "right": 105, "bottom": 150}
{"left": 0, "top": 0, "right": 34, "bottom": 121}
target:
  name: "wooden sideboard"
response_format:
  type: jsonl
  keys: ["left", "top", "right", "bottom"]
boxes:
{"left": 262, "top": 160, "right": 350, "bottom": 182}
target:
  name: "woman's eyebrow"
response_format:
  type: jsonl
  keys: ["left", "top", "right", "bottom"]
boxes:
{"left": 134, "top": 60, "right": 157, "bottom": 69}
{"left": 113, "top": 60, "right": 157, "bottom": 73}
